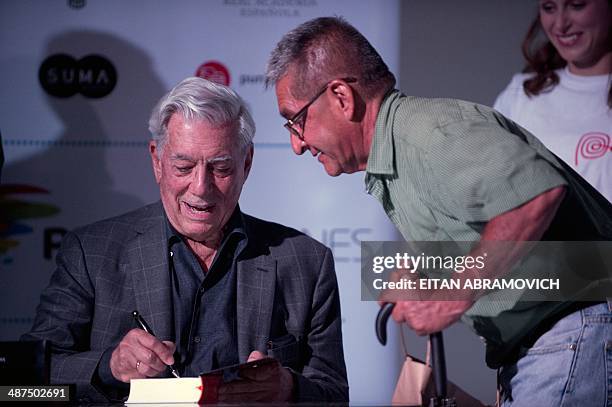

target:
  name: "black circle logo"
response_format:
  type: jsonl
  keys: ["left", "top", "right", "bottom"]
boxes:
{"left": 38, "top": 54, "right": 117, "bottom": 99}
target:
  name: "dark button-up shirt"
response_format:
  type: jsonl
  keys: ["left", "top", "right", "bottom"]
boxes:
{"left": 95, "top": 207, "right": 248, "bottom": 390}
{"left": 93, "top": 206, "right": 247, "bottom": 395}
{"left": 166, "top": 207, "right": 247, "bottom": 376}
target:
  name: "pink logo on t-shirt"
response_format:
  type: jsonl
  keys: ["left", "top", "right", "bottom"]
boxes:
{"left": 575, "top": 132, "right": 611, "bottom": 166}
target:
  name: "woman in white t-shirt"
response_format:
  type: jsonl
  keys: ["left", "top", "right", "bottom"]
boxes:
{"left": 494, "top": 0, "right": 611, "bottom": 202}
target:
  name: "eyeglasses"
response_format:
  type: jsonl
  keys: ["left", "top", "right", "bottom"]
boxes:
{"left": 283, "top": 77, "right": 357, "bottom": 141}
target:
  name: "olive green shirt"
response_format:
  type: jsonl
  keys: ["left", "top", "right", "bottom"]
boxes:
{"left": 365, "top": 90, "right": 570, "bottom": 367}
{"left": 366, "top": 90, "right": 567, "bottom": 241}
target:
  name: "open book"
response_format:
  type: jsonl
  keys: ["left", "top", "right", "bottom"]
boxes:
{"left": 125, "top": 358, "right": 275, "bottom": 404}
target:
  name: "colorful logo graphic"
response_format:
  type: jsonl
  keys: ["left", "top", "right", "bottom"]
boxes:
{"left": 575, "top": 132, "right": 611, "bottom": 166}
{"left": 0, "top": 185, "right": 60, "bottom": 257}
{"left": 39, "top": 54, "right": 117, "bottom": 98}
{"left": 195, "top": 61, "right": 231, "bottom": 86}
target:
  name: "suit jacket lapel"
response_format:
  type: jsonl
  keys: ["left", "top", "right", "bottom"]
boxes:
{"left": 236, "top": 254, "right": 276, "bottom": 362}
{"left": 124, "top": 205, "right": 278, "bottom": 358}
{"left": 125, "top": 202, "right": 175, "bottom": 341}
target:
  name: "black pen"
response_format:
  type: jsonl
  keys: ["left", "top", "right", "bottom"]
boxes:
{"left": 132, "top": 310, "right": 180, "bottom": 378}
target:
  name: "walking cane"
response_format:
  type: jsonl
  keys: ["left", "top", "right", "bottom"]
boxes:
{"left": 376, "top": 303, "right": 457, "bottom": 407}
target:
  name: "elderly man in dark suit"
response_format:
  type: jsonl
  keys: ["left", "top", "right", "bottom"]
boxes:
{"left": 22, "top": 77, "right": 348, "bottom": 403}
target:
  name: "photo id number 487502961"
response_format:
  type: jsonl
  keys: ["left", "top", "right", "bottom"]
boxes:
{"left": 0, "top": 385, "right": 70, "bottom": 402}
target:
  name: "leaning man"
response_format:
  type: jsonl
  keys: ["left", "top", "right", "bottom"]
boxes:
{"left": 22, "top": 77, "right": 348, "bottom": 403}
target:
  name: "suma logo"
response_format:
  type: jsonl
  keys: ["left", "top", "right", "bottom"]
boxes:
{"left": 39, "top": 54, "right": 117, "bottom": 98}
{"left": 195, "top": 61, "right": 231, "bottom": 86}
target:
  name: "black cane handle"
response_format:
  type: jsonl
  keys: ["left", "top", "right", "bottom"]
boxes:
{"left": 375, "top": 302, "right": 395, "bottom": 345}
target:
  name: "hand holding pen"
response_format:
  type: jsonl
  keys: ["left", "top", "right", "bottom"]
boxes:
{"left": 108, "top": 311, "right": 180, "bottom": 382}
{"left": 132, "top": 311, "right": 181, "bottom": 378}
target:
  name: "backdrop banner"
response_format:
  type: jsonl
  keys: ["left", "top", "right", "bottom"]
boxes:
{"left": 0, "top": 0, "right": 400, "bottom": 403}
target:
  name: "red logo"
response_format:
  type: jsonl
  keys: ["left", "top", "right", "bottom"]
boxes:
{"left": 195, "top": 61, "right": 231, "bottom": 86}
{"left": 575, "top": 132, "right": 611, "bottom": 166}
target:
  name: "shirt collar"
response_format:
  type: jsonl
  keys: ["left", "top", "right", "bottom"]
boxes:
{"left": 365, "top": 89, "right": 404, "bottom": 176}
{"left": 164, "top": 205, "right": 248, "bottom": 249}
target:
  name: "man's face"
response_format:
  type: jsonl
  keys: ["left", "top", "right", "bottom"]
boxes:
{"left": 275, "top": 74, "right": 359, "bottom": 177}
{"left": 150, "top": 114, "right": 252, "bottom": 244}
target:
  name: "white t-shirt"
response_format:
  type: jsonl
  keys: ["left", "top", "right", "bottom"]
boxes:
{"left": 494, "top": 67, "right": 612, "bottom": 202}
